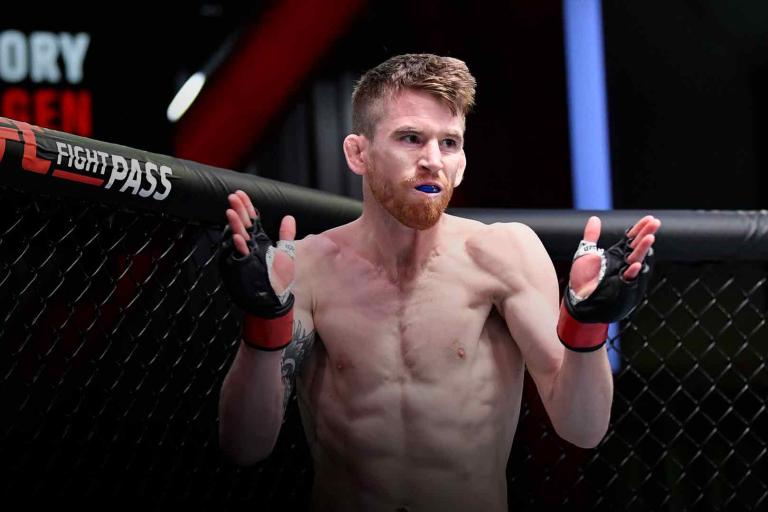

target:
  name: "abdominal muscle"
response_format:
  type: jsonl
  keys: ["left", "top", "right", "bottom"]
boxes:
{"left": 296, "top": 310, "right": 526, "bottom": 512}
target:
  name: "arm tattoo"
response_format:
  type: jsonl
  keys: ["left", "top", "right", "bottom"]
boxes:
{"left": 280, "top": 320, "right": 316, "bottom": 415}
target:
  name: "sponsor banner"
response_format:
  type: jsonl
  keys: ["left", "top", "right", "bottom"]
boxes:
{"left": 0, "top": 117, "right": 361, "bottom": 234}
{"left": 0, "top": 116, "right": 172, "bottom": 200}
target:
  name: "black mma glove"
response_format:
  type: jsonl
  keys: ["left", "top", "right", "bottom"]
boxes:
{"left": 557, "top": 232, "right": 654, "bottom": 352}
{"left": 218, "top": 217, "right": 294, "bottom": 350}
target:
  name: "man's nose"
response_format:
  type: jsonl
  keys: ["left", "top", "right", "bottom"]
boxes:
{"left": 418, "top": 139, "right": 443, "bottom": 173}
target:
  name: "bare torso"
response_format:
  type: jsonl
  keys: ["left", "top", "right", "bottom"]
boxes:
{"left": 295, "top": 215, "right": 526, "bottom": 511}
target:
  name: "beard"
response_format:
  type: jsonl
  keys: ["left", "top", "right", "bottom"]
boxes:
{"left": 367, "top": 167, "right": 454, "bottom": 230}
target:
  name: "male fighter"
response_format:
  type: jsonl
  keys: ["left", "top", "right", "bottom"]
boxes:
{"left": 218, "top": 54, "right": 660, "bottom": 511}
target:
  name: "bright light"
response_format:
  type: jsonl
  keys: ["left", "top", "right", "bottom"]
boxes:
{"left": 166, "top": 72, "right": 206, "bottom": 122}
{"left": 563, "top": 0, "right": 612, "bottom": 210}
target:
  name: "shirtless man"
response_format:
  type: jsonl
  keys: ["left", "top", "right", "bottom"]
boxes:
{"left": 217, "top": 54, "right": 660, "bottom": 511}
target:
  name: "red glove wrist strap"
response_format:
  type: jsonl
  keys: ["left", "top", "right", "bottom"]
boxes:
{"left": 557, "top": 300, "right": 608, "bottom": 352}
{"left": 242, "top": 309, "right": 294, "bottom": 351}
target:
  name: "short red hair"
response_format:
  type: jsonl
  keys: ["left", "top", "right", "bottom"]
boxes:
{"left": 351, "top": 54, "right": 477, "bottom": 138}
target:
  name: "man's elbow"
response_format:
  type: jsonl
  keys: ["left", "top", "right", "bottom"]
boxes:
{"left": 219, "top": 429, "right": 277, "bottom": 466}
{"left": 553, "top": 422, "right": 609, "bottom": 449}
{"left": 566, "top": 432, "right": 606, "bottom": 449}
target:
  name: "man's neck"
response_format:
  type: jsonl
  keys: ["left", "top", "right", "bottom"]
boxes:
{"left": 356, "top": 204, "right": 445, "bottom": 283}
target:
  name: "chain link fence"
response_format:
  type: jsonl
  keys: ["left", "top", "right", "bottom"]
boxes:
{"left": 1, "top": 185, "right": 766, "bottom": 510}
{"left": 509, "top": 260, "right": 767, "bottom": 511}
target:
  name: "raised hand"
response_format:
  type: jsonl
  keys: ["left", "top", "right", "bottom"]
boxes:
{"left": 623, "top": 215, "right": 659, "bottom": 280}
{"left": 569, "top": 215, "right": 660, "bottom": 301}
{"left": 226, "top": 190, "right": 295, "bottom": 298}
{"left": 558, "top": 214, "right": 661, "bottom": 351}
{"left": 219, "top": 190, "right": 297, "bottom": 350}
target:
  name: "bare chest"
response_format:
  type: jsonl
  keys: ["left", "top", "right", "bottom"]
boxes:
{"left": 310, "top": 253, "right": 496, "bottom": 386}
{"left": 296, "top": 243, "right": 526, "bottom": 485}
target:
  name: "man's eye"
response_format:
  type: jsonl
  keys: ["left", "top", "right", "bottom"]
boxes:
{"left": 402, "top": 134, "right": 420, "bottom": 144}
{"left": 442, "top": 139, "right": 458, "bottom": 149}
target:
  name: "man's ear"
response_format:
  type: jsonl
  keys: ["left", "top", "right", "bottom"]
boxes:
{"left": 453, "top": 150, "right": 466, "bottom": 188}
{"left": 343, "top": 134, "right": 369, "bottom": 176}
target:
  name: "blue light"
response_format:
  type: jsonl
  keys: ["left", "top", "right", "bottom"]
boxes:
{"left": 563, "top": 0, "right": 621, "bottom": 373}
{"left": 563, "top": 0, "right": 612, "bottom": 211}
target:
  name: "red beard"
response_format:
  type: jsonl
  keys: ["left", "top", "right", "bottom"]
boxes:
{"left": 367, "top": 169, "right": 453, "bottom": 230}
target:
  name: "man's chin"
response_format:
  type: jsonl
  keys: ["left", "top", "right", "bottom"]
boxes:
{"left": 371, "top": 181, "right": 452, "bottom": 230}
{"left": 393, "top": 204, "right": 446, "bottom": 230}
{"left": 398, "top": 217, "right": 440, "bottom": 230}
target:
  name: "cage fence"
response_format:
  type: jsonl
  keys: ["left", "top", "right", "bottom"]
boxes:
{"left": 0, "top": 186, "right": 766, "bottom": 511}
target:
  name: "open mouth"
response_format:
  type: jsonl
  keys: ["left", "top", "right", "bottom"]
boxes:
{"left": 414, "top": 184, "right": 442, "bottom": 194}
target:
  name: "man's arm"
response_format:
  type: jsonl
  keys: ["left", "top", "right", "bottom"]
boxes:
{"left": 279, "top": 319, "right": 316, "bottom": 415}
{"left": 219, "top": 311, "right": 315, "bottom": 465}
{"left": 499, "top": 258, "right": 613, "bottom": 449}
{"left": 491, "top": 223, "right": 612, "bottom": 448}
{"left": 474, "top": 218, "right": 657, "bottom": 448}
{"left": 217, "top": 190, "right": 316, "bottom": 465}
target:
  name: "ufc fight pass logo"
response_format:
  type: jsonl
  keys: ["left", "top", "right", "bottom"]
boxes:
{"left": 0, "top": 117, "right": 172, "bottom": 200}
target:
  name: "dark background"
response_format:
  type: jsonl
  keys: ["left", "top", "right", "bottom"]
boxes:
{"left": 603, "top": 1, "right": 768, "bottom": 209}
{"left": 6, "top": 1, "right": 766, "bottom": 212}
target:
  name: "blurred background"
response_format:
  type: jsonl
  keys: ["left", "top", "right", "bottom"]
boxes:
{"left": 4, "top": 0, "right": 767, "bottom": 212}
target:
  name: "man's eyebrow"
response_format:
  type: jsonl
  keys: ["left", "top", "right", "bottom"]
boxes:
{"left": 392, "top": 126, "right": 422, "bottom": 134}
{"left": 444, "top": 130, "right": 464, "bottom": 141}
{"left": 392, "top": 127, "right": 464, "bottom": 141}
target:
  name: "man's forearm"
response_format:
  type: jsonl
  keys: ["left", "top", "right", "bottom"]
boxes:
{"left": 219, "top": 344, "right": 285, "bottom": 465}
{"left": 547, "top": 347, "right": 613, "bottom": 449}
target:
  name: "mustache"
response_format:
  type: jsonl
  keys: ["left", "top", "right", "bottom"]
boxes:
{"left": 401, "top": 176, "right": 449, "bottom": 188}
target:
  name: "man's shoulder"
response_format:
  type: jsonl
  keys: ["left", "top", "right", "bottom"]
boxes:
{"left": 296, "top": 222, "right": 354, "bottom": 260}
{"left": 456, "top": 217, "right": 554, "bottom": 294}
{"left": 460, "top": 217, "right": 542, "bottom": 256}
{"left": 459, "top": 217, "right": 551, "bottom": 274}
{"left": 297, "top": 232, "right": 339, "bottom": 260}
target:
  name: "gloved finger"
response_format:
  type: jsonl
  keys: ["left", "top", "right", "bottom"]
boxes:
{"left": 228, "top": 193, "right": 252, "bottom": 229}
{"left": 627, "top": 234, "right": 655, "bottom": 265}
{"left": 279, "top": 215, "right": 296, "bottom": 242}
{"left": 232, "top": 233, "right": 249, "bottom": 256}
{"left": 226, "top": 208, "right": 249, "bottom": 241}
{"left": 629, "top": 218, "right": 661, "bottom": 248}
{"left": 627, "top": 215, "right": 661, "bottom": 246}
{"left": 235, "top": 189, "right": 258, "bottom": 220}
{"left": 582, "top": 216, "right": 601, "bottom": 243}
{"left": 626, "top": 215, "right": 652, "bottom": 239}
{"left": 622, "top": 261, "right": 642, "bottom": 280}
{"left": 630, "top": 217, "right": 661, "bottom": 248}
